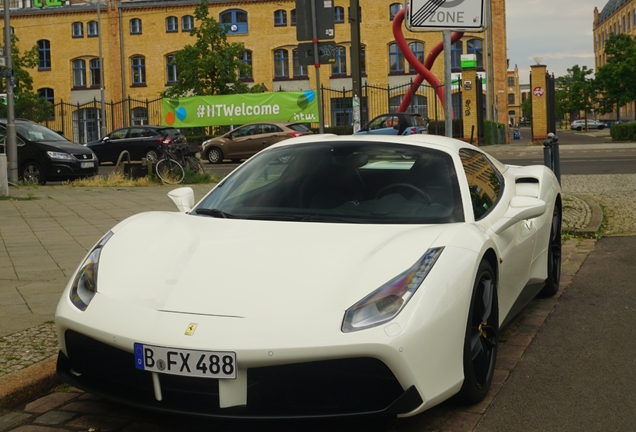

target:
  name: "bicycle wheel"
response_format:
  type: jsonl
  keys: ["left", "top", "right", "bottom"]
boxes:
{"left": 155, "top": 158, "right": 185, "bottom": 184}
{"left": 184, "top": 156, "right": 205, "bottom": 174}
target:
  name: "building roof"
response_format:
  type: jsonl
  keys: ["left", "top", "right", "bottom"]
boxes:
{"left": 598, "top": 0, "right": 631, "bottom": 25}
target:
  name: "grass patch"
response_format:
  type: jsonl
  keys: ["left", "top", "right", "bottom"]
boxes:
{"left": 68, "top": 168, "right": 222, "bottom": 187}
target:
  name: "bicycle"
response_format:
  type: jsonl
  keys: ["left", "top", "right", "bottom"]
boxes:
{"left": 155, "top": 137, "right": 205, "bottom": 184}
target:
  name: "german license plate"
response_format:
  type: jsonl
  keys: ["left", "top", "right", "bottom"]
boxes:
{"left": 81, "top": 162, "right": 95, "bottom": 168}
{"left": 134, "top": 343, "right": 237, "bottom": 379}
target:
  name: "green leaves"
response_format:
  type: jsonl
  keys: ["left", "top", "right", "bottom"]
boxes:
{"left": 595, "top": 34, "right": 636, "bottom": 119}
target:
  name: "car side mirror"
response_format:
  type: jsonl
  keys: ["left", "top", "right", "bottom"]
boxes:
{"left": 491, "top": 196, "right": 546, "bottom": 235}
{"left": 168, "top": 187, "right": 195, "bottom": 213}
{"left": 102, "top": 136, "right": 110, "bottom": 142}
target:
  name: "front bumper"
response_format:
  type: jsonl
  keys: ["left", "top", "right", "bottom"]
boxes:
{"left": 57, "top": 330, "right": 422, "bottom": 419}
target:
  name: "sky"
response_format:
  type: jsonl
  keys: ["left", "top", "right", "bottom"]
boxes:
{"left": 506, "top": 0, "right": 602, "bottom": 83}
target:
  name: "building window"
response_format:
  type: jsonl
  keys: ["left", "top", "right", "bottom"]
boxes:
{"left": 389, "top": 43, "right": 404, "bottom": 73}
{"left": 334, "top": 6, "right": 345, "bottom": 23}
{"left": 131, "top": 56, "right": 146, "bottom": 85}
{"left": 408, "top": 42, "right": 424, "bottom": 73}
{"left": 390, "top": 3, "right": 403, "bottom": 20}
{"left": 38, "top": 40, "right": 51, "bottom": 69}
{"left": 291, "top": 9, "right": 296, "bottom": 26}
{"left": 467, "top": 39, "right": 483, "bottom": 69}
{"left": 389, "top": 94, "right": 428, "bottom": 118}
{"left": 73, "top": 108, "right": 99, "bottom": 144}
{"left": 90, "top": 58, "right": 101, "bottom": 87}
{"left": 239, "top": 50, "right": 252, "bottom": 79}
{"left": 331, "top": 46, "right": 347, "bottom": 76}
{"left": 38, "top": 88, "right": 54, "bottom": 104}
{"left": 131, "top": 107, "right": 148, "bottom": 125}
{"left": 130, "top": 18, "right": 142, "bottom": 35}
{"left": 87, "top": 21, "right": 98, "bottom": 37}
{"left": 451, "top": 40, "right": 463, "bottom": 69}
{"left": 507, "top": 77, "right": 515, "bottom": 86}
{"left": 508, "top": 93, "right": 515, "bottom": 105}
{"left": 292, "top": 49, "right": 307, "bottom": 78}
{"left": 629, "top": 13, "right": 631, "bottom": 30}
{"left": 220, "top": 9, "right": 248, "bottom": 34}
{"left": 72, "top": 59, "right": 86, "bottom": 87}
{"left": 182, "top": 15, "right": 194, "bottom": 31}
{"left": 274, "top": 49, "right": 289, "bottom": 78}
{"left": 72, "top": 22, "right": 83, "bottom": 38}
{"left": 360, "top": 45, "right": 366, "bottom": 74}
{"left": 166, "top": 55, "right": 177, "bottom": 83}
{"left": 331, "top": 97, "right": 368, "bottom": 126}
{"left": 274, "top": 9, "right": 287, "bottom": 26}
{"left": 166, "top": 16, "right": 178, "bottom": 32}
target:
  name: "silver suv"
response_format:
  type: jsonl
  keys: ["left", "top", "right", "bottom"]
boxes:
{"left": 570, "top": 119, "right": 606, "bottom": 131}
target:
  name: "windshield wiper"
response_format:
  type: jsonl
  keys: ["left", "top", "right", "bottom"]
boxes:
{"left": 191, "top": 208, "right": 238, "bottom": 219}
{"left": 246, "top": 214, "right": 358, "bottom": 223}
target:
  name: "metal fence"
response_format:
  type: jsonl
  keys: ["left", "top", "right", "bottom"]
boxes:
{"left": 11, "top": 82, "right": 466, "bottom": 144}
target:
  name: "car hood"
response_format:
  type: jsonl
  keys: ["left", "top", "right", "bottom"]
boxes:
{"left": 96, "top": 212, "right": 456, "bottom": 318}
{"left": 35, "top": 140, "right": 94, "bottom": 154}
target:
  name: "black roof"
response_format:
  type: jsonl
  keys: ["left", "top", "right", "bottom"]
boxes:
{"left": 598, "top": 0, "right": 631, "bottom": 25}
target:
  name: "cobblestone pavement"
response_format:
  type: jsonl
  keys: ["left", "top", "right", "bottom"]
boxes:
{"left": 0, "top": 172, "right": 635, "bottom": 431}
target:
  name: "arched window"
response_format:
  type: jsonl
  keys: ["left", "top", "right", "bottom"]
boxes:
{"left": 389, "top": 43, "right": 404, "bottom": 73}
{"left": 390, "top": 3, "right": 403, "bottom": 20}
{"left": 274, "top": 9, "right": 287, "bottom": 26}
{"left": 292, "top": 49, "right": 307, "bottom": 78}
{"left": 87, "top": 21, "right": 98, "bottom": 37}
{"left": 408, "top": 42, "right": 424, "bottom": 72}
{"left": 89, "top": 58, "right": 101, "bottom": 86}
{"left": 182, "top": 15, "right": 194, "bottom": 31}
{"left": 131, "top": 56, "right": 146, "bottom": 84}
{"left": 220, "top": 9, "right": 248, "bottom": 34}
{"left": 38, "top": 40, "right": 51, "bottom": 69}
{"left": 72, "top": 22, "right": 83, "bottom": 37}
{"left": 451, "top": 40, "right": 463, "bottom": 69}
{"left": 467, "top": 39, "right": 483, "bottom": 68}
{"left": 332, "top": 46, "right": 347, "bottom": 75}
{"left": 239, "top": 50, "right": 253, "bottom": 79}
{"left": 389, "top": 94, "right": 427, "bottom": 117}
{"left": 72, "top": 59, "right": 86, "bottom": 87}
{"left": 166, "top": 16, "right": 178, "bottom": 32}
{"left": 38, "top": 88, "right": 54, "bottom": 104}
{"left": 274, "top": 49, "right": 289, "bottom": 78}
{"left": 73, "top": 108, "right": 99, "bottom": 144}
{"left": 334, "top": 6, "right": 345, "bottom": 23}
{"left": 130, "top": 18, "right": 142, "bottom": 35}
{"left": 166, "top": 54, "right": 177, "bottom": 83}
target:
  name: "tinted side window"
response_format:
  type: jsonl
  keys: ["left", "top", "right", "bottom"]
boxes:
{"left": 110, "top": 129, "right": 128, "bottom": 140}
{"left": 459, "top": 149, "right": 503, "bottom": 220}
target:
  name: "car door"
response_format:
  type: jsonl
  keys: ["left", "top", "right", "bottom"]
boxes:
{"left": 361, "top": 115, "right": 400, "bottom": 135}
{"left": 0, "top": 127, "right": 28, "bottom": 171}
{"left": 101, "top": 128, "right": 130, "bottom": 162}
{"left": 226, "top": 124, "right": 258, "bottom": 159}
{"left": 258, "top": 124, "right": 286, "bottom": 150}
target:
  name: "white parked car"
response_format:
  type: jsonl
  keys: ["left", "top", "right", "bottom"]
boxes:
{"left": 570, "top": 119, "right": 606, "bottom": 131}
{"left": 55, "top": 134, "right": 562, "bottom": 419}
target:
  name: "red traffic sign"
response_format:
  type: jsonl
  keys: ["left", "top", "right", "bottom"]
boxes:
{"left": 533, "top": 86, "right": 545, "bottom": 97}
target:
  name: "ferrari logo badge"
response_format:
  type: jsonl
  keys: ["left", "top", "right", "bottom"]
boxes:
{"left": 185, "top": 323, "right": 197, "bottom": 336}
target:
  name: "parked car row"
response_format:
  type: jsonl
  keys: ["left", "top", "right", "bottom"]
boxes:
{"left": 570, "top": 119, "right": 607, "bottom": 131}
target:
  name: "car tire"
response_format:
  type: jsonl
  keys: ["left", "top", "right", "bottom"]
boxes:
{"left": 455, "top": 259, "right": 498, "bottom": 405}
{"left": 539, "top": 200, "right": 562, "bottom": 297}
{"left": 206, "top": 148, "right": 223, "bottom": 164}
{"left": 597, "top": 126, "right": 604, "bottom": 130}
{"left": 22, "top": 161, "right": 47, "bottom": 185}
{"left": 231, "top": 159, "right": 241, "bottom": 163}
{"left": 145, "top": 149, "right": 160, "bottom": 164}
{"left": 576, "top": 126, "right": 582, "bottom": 131}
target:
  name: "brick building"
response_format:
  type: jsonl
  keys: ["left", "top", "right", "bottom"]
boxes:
{"left": 2, "top": 0, "right": 510, "bottom": 142}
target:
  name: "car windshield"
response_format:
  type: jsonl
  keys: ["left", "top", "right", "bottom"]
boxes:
{"left": 195, "top": 141, "right": 464, "bottom": 224}
{"left": 16, "top": 123, "right": 67, "bottom": 142}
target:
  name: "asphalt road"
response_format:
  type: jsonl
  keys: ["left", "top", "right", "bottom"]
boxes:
{"left": 476, "top": 236, "right": 636, "bottom": 431}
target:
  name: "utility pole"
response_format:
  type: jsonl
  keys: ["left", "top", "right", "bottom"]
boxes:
{"left": 97, "top": 0, "right": 107, "bottom": 138}
{"left": 3, "top": 0, "right": 16, "bottom": 186}
{"left": 350, "top": 0, "right": 362, "bottom": 133}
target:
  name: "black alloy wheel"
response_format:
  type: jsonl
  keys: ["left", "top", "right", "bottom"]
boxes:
{"left": 22, "top": 162, "right": 46, "bottom": 185}
{"left": 539, "top": 201, "right": 562, "bottom": 297}
{"left": 456, "top": 259, "right": 498, "bottom": 404}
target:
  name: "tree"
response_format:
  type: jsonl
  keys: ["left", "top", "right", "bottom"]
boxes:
{"left": 0, "top": 34, "right": 53, "bottom": 121}
{"left": 520, "top": 95, "right": 531, "bottom": 121}
{"left": 555, "top": 65, "right": 596, "bottom": 125}
{"left": 594, "top": 34, "right": 636, "bottom": 120}
{"left": 162, "top": 0, "right": 260, "bottom": 97}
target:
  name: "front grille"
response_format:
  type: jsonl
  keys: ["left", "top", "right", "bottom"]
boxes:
{"left": 60, "top": 330, "right": 419, "bottom": 418}
{"left": 71, "top": 153, "right": 95, "bottom": 161}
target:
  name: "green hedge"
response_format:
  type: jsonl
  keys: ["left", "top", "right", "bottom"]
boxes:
{"left": 483, "top": 121, "right": 507, "bottom": 145}
{"left": 426, "top": 119, "right": 464, "bottom": 138}
{"left": 609, "top": 122, "right": 636, "bottom": 141}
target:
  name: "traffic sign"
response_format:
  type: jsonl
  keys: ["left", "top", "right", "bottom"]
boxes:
{"left": 405, "top": 0, "right": 486, "bottom": 31}
{"left": 297, "top": 41, "right": 337, "bottom": 66}
{"left": 295, "top": 0, "right": 335, "bottom": 41}
{"left": 0, "top": 58, "right": 5, "bottom": 67}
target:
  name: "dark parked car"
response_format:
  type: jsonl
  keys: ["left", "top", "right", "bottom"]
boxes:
{"left": 355, "top": 113, "right": 428, "bottom": 136}
{"left": 0, "top": 119, "right": 98, "bottom": 185}
{"left": 87, "top": 126, "right": 187, "bottom": 164}
{"left": 201, "top": 122, "right": 313, "bottom": 164}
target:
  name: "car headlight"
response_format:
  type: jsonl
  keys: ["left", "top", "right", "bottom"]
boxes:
{"left": 47, "top": 151, "right": 74, "bottom": 161}
{"left": 342, "top": 247, "right": 444, "bottom": 333}
{"left": 69, "top": 231, "right": 113, "bottom": 311}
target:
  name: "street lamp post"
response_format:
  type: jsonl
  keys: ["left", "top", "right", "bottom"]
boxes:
{"left": 97, "top": 0, "right": 107, "bottom": 138}
{"left": 3, "top": 0, "right": 17, "bottom": 186}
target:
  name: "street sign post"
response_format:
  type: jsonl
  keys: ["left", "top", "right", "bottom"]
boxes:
{"left": 405, "top": 0, "right": 486, "bottom": 31}
{"left": 297, "top": 41, "right": 336, "bottom": 66}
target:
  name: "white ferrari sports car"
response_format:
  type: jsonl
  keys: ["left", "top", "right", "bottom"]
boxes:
{"left": 55, "top": 134, "right": 561, "bottom": 419}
